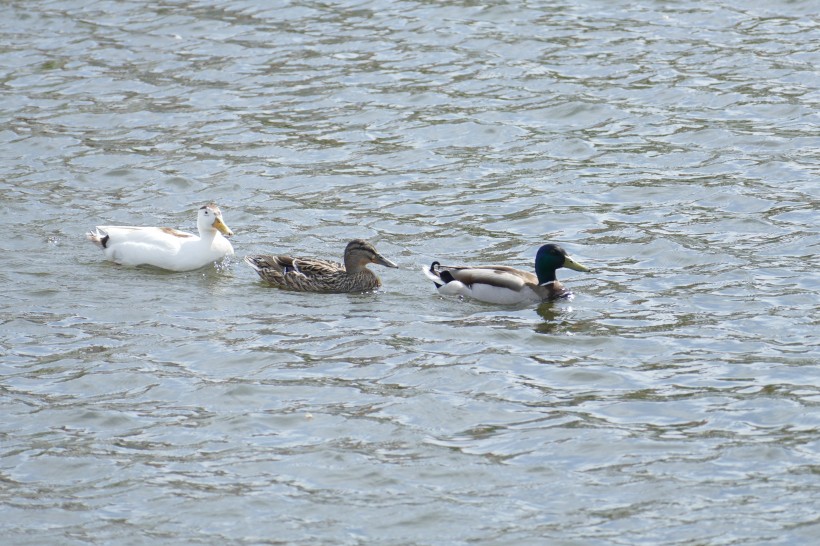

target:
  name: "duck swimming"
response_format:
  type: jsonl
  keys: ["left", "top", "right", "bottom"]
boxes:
{"left": 87, "top": 204, "right": 234, "bottom": 271}
{"left": 423, "top": 243, "right": 590, "bottom": 304}
{"left": 245, "top": 239, "right": 398, "bottom": 293}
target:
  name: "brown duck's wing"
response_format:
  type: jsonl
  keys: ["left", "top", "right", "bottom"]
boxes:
{"left": 246, "top": 254, "right": 367, "bottom": 292}
{"left": 245, "top": 255, "right": 341, "bottom": 275}
{"left": 296, "top": 270, "right": 381, "bottom": 293}
{"left": 438, "top": 265, "right": 537, "bottom": 291}
{"left": 277, "top": 259, "right": 380, "bottom": 293}
{"left": 289, "top": 257, "right": 344, "bottom": 277}
{"left": 245, "top": 254, "right": 287, "bottom": 272}
{"left": 277, "top": 257, "right": 349, "bottom": 292}
{"left": 245, "top": 254, "right": 287, "bottom": 285}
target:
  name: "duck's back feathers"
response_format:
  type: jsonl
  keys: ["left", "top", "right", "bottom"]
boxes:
{"left": 441, "top": 265, "right": 535, "bottom": 289}
{"left": 245, "top": 254, "right": 381, "bottom": 292}
{"left": 424, "top": 243, "right": 590, "bottom": 305}
{"left": 244, "top": 254, "right": 366, "bottom": 292}
{"left": 245, "top": 239, "right": 397, "bottom": 294}
{"left": 90, "top": 226, "right": 188, "bottom": 251}
{"left": 425, "top": 262, "right": 554, "bottom": 304}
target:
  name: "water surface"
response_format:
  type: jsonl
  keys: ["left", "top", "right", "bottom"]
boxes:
{"left": 2, "top": 1, "right": 819, "bottom": 544}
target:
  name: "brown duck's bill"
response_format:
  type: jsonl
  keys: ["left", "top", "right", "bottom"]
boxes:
{"left": 374, "top": 253, "right": 399, "bottom": 268}
{"left": 212, "top": 217, "right": 234, "bottom": 237}
{"left": 564, "top": 255, "right": 590, "bottom": 273}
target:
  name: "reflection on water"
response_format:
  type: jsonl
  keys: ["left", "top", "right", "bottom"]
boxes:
{"left": 2, "top": 0, "right": 819, "bottom": 544}
{"left": 535, "top": 301, "right": 571, "bottom": 335}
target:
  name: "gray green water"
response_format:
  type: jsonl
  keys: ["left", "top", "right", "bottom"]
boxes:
{"left": 2, "top": 1, "right": 819, "bottom": 544}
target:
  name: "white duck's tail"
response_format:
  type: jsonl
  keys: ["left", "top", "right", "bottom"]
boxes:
{"left": 86, "top": 228, "right": 109, "bottom": 249}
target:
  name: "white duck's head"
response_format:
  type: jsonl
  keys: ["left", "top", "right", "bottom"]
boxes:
{"left": 197, "top": 204, "right": 233, "bottom": 237}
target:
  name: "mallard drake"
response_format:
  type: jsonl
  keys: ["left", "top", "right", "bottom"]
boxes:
{"left": 245, "top": 239, "right": 398, "bottom": 293}
{"left": 423, "top": 243, "right": 590, "bottom": 304}
{"left": 87, "top": 204, "right": 234, "bottom": 271}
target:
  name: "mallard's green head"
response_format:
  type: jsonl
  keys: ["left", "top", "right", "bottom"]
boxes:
{"left": 534, "top": 244, "right": 590, "bottom": 285}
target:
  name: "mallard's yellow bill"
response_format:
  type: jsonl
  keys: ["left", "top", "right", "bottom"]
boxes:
{"left": 564, "top": 255, "right": 590, "bottom": 273}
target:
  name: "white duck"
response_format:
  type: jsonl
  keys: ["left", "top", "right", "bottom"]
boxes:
{"left": 87, "top": 204, "right": 234, "bottom": 271}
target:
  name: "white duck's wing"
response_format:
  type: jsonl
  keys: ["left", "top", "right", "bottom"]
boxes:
{"left": 90, "top": 225, "right": 203, "bottom": 270}
{"left": 96, "top": 226, "right": 195, "bottom": 251}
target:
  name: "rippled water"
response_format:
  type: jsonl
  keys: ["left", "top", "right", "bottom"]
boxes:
{"left": 2, "top": 1, "right": 819, "bottom": 544}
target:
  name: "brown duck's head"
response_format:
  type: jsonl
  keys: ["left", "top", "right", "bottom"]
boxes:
{"left": 343, "top": 239, "right": 398, "bottom": 273}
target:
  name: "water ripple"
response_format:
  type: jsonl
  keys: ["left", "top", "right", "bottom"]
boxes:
{"left": 2, "top": 0, "right": 819, "bottom": 544}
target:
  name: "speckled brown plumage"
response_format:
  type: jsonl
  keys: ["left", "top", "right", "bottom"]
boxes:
{"left": 245, "top": 239, "right": 398, "bottom": 293}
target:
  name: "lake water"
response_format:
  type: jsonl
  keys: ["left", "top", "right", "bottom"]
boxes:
{"left": 2, "top": 1, "right": 819, "bottom": 544}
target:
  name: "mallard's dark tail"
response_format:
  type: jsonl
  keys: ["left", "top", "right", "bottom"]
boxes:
{"left": 423, "top": 261, "right": 445, "bottom": 288}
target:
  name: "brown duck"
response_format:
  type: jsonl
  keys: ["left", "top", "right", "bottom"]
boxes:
{"left": 245, "top": 239, "right": 398, "bottom": 293}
